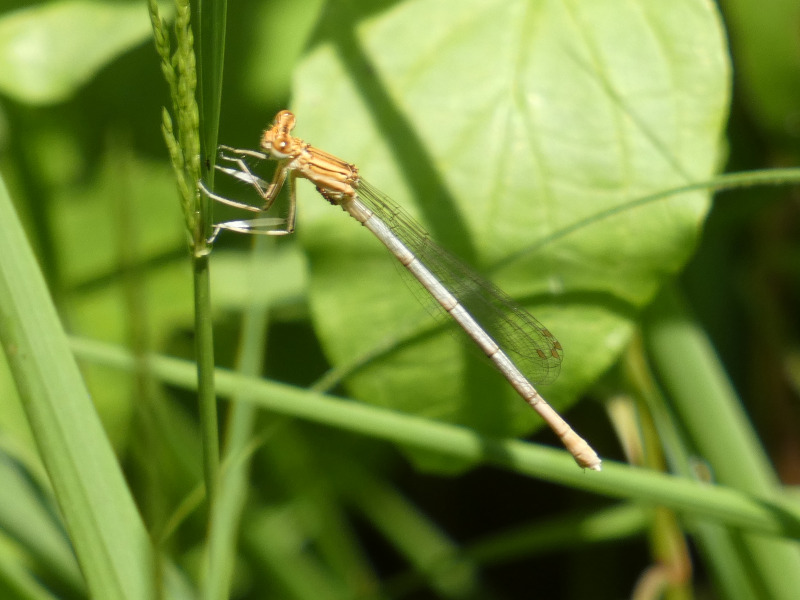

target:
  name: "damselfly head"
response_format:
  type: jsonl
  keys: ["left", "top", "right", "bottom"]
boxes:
{"left": 260, "top": 110, "right": 299, "bottom": 159}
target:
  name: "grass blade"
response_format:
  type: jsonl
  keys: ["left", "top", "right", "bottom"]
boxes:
{"left": 0, "top": 175, "right": 154, "bottom": 599}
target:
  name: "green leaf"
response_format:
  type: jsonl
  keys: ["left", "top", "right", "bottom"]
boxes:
{"left": 0, "top": 174, "right": 154, "bottom": 598}
{"left": 0, "top": 0, "right": 154, "bottom": 104}
{"left": 285, "top": 0, "right": 729, "bottom": 442}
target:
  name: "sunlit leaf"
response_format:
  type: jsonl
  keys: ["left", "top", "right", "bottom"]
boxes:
{"left": 0, "top": 0, "right": 154, "bottom": 104}
{"left": 286, "top": 0, "right": 729, "bottom": 445}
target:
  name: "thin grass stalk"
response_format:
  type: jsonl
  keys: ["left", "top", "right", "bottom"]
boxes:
{"left": 65, "top": 336, "right": 800, "bottom": 540}
{"left": 149, "top": 0, "right": 221, "bottom": 517}
{"left": 204, "top": 238, "right": 271, "bottom": 600}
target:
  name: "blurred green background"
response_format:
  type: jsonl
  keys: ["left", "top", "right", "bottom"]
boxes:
{"left": 0, "top": 0, "right": 799, "bottom": 598}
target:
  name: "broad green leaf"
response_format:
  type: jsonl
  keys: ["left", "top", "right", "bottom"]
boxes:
{"left": 285, "top": 0, "right": 729, "bottom": 446}
{"left": 0, "top": 0, "right": 154, "bottom": 104}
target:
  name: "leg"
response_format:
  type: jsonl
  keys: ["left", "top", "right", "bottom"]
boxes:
{"left": 208, "top": 216, "right": 292, "bottom": 244}
{"left": 199, "top": 149, "right": 298, "bottom": 243}
{"left": 218, "top": 145, "right": 268, "bottom": 162}
{"left": 215, "top": 149, "right": 272, "bottom": 203}
{"left": 213, "top": 148, "right": 290, "bottom": 212}
{"left": 202, "top": 162, "right": 291, "bottom": 214}
{"left": 197, "top": 180, "right": 263, "bottom": 213}
{"left": 284, "top": 171, "right": 298, "bottom": 234}
{"left": 209, "top": 164, "right": 292, "bottom": 211}
{"left": 213, "top": 168, "right": 296, "bottom": 235}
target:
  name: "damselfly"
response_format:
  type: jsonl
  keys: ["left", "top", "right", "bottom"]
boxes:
{"left": 200, "top": 110, "right": 601, "bottom": 470}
